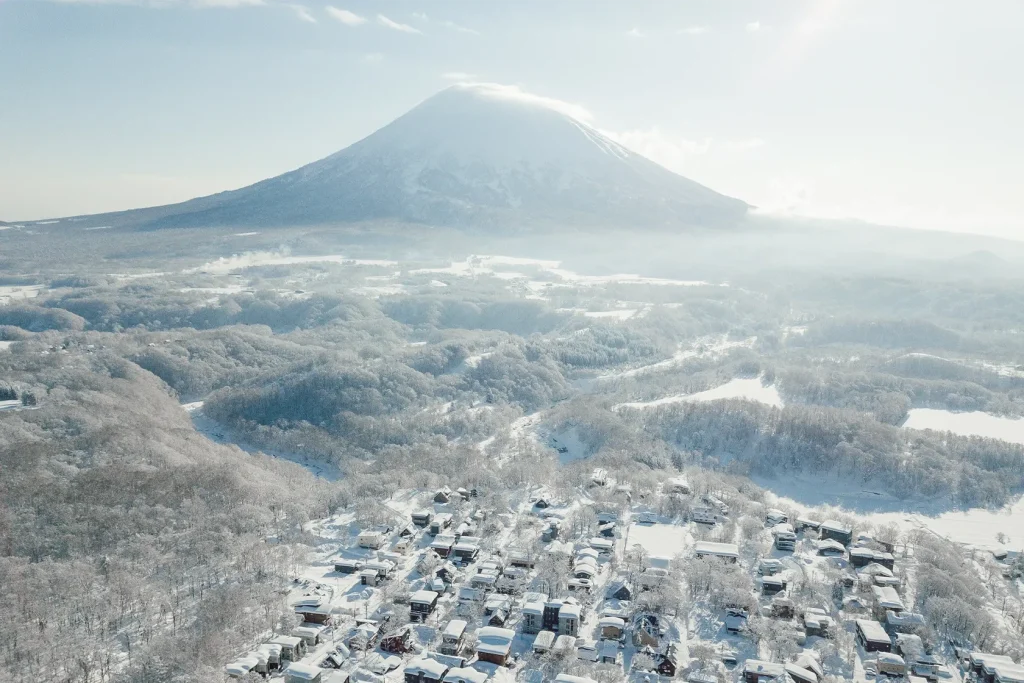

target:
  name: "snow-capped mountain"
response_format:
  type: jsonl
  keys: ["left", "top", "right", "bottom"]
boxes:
{"left": 60, "top": 84, "right": 748, "bottom": 230}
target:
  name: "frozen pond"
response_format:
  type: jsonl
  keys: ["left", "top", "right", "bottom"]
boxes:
{"left": 902, "top": 408, "right": 1024, "bottom": 445}
{"left": 615, "top": 377, "right": 782, "bottom": 411}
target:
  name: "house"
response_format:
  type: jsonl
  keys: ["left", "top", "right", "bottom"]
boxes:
{"left": 410, "top": 590, "right": 439, "bottom": 622}
{"left": 553, "top": 635, "right": 577, "bottom": 656}
{"left": 599, "top": 616, "right": 625, "bottom": 640}
{"left": 759, "top": 558, "right": 784, "bottom": 576}
{"left": 815, "top": 539, "right": 846, "bottom": 556}
{"left": 589, "top": 537, "right": 614, "bottom": 555}
{"left": 347, "top": 619, "right": 384, "bottom": 650}
{"left": 559, "top": 600, "right": 582, "bottom": 636}
{"left": 226, "top": 656, "right": 263, "bottom": 679}
{"left": 771, "top": 596, "right": 795, "bottom": 619}
{"left": 381, "top": 627, "right": 415, "bottom": 654}
{"left": 694, "top": 541, "right": 739, "bottom": 563}
{"left": 293, "top": 625, "right": 325, "bottom": 647}
{"left": 542, "top": 599, "right": 564, "bottom": 631}
{"left": 435, "top": 561, "right": 460, "bottom": 585}
{"left": 533, "top": 497, "right": 551, "bottom": 509}
{"left": 405, "top": 657, "right": 450, "bottom": 683}
{"left": 591, "top": 468, "right": 608, "bottom": 486}
{"left": 872, "top": 585, "right": 906, "bottom": 617}
{"left": 856, "top": 619, "right": 893, "bottom": 652}
{"left": 803, "top": 608, "right": 834, "bottom": 637}
{"left": 522, "top": 599, "right": 544, "bottom": 634}
{"left": 633, "top": 613, "right": 661, "bottom": 647}
{"left": 743, "top": 660, "right": 786, "bottom": 683}
{"left": 294, "top": 599, "right": 332, "bottom": 625}
{"left": 442, "top": 668, "right": 488, "bottom": 683}
{"left": 692, "top": 506, "right": 718, "bottom": 525}
{"left": 439, "top": 620, "right": 467, "bottom": 655}
{"left": 993, "top": 665, "right": 1024, "bottom": 683}
{"left": 452, "top": 536, "right": 481, "bottom": 563}
{"left": 259, "top": 643, "right": 282, "bottom": 671}
{"left": 358, "top": 530, "right": 387, "bottom": 550}
{"left": 361, "top": 559, "right": 395, "bottom": 584}
{"left": 850, "top": 547, "right": 896, "bottom": 570}
{"left": 554, "top": 676, "right": 596, "bottom": 683}
{"left": 285, "top": 661, "right": 325, "bottom": 683}
{"left": 658, "top": 641, "right": 682, "bottom": 677}
{"left": 599, "top": 639, "right": 620, "bottom": 665}
{"left": 488, "top": 608, "right": 509, "bottom": 626}
{"left": 877, "top": 653, "right": 908, "bottom": 677}
{"left": 886, "top": 610, "right": 926, "bottom": 634}
{"left": 573, "top": 556, "right": 599, "bottom": 580}
{"left": 269, "top": 635, "right": 306, "bottom": 661}
{"left": 469, "top": 570, "right": 498, "bottom": 592}
{"left": 498, "top": 566, "right": 528, "bottom": 593}
{"left": 724, "top": 609, "right": 748, "bottom": 634}
{"left": 506, "top": 548, "right": 536, "bottom": 569}
{"left": 430, "top": 533, "right": 457, "bottom": 558}
{"left": 796, "top": 518, "right": 821, "bottom": 532}
{"left": 541, "top": 521, "right": 560, "bottom": 542}
{"left": 761, "top": 575, "right": 787, "bottom": 595}
{"left": 772, "top": 523, "right": 797, "bottom": 551}
{"left": 639, "top": 567, "right": 669, "bottom": 590}
{"left": 475, "top": 627, "right": 515, "bottom": 665}
{"left": 532, "top": 630, "right": 555, "bottom": 654}
{"left": 434, "top": 488, "right": 452, "bottom": 504}
{"left": 819, "top": 520, "right": 853, "bottom": 546}
{"left": 335, "top": 559, "right": 364, "bottom": 574}
{"left": 766, "top": 508, "right": 789, "bottom": 526}
{"left": 429, "top": 514, "right": 453, "bottom": 536}
{"left": 412, "top": 511, "right": 433, "bottom": 527}
{"left": 606, "top": 578, "right": 633, "bottom": 601}
{"left": 785, "top": 664, "right": 819, "bottom": 683}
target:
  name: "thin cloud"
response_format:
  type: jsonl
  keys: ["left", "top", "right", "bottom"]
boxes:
{"left": 453, "top": 82, "right": 593, "bottom": 123}
{"left": 378, "top": 14, "right": 422, "bottom": 34}
{"left": 326, "top": 6, "right": 365, "bottom": 26}
{"left": 678, "top": 25, "right": 710, "bottom": 35}
{"left": 412, "top": 12, "right": 479, "bottom": 35}
{"left": 50, "top": 0, "right": 265, "bottom": 5}
{"left": 745, "top": 21, "right": 762, "bottom": 32}
{"left": 360, "top": 53, "right": 384, "bottom": 64}
{"left": 286, "top": 3, "right": 315, "bottom": 23}
{"left": 626, "top": 27, "right": 645, "bottom": 38}
{"left": 441, "top": 72, "right": 477, "bottom": 82}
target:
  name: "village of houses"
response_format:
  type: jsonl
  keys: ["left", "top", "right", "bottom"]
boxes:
{"left": 223, "top": 471, "right": 1024, "bottom": 683}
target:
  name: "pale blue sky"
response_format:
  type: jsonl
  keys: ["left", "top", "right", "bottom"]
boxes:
{"left": 2, "top": 0, "right": 1022, "bottom": 238}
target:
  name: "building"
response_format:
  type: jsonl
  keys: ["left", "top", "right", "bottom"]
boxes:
{"left": 872, "top": 585, "right": 906, "bottom": 617}
{"left": 803, "top": 608, "right": 834, "bottom": 637}
{"left": 694, "top": 541, "right": 739, "bottom": 563}
{"left": 820, "top": 520, "right": 854, "bottom": 546}
{"left": 335, "top": 559, "right": 364, "bottom": 574}
{"left": 452, "top": 536, "right": 481, "bottom": 563}
{"left": 506, "top": 547, "right": 536, "bottom": 568}
{"left": 285, "top": 662, "right": 324, "bottom": 683}
{"left": 785, "top": 664, "right": 819, "bottom": 683}
{"left": 358, "top": 530, "right": 387, "bottom": 550}
{"left": 599, "top": 639, "right": 620, "bottom": 665}
{"left": 269, "top": 635, "right": 306, "bottom": 662}
{"left": 766, "top": 509, "right": 789, "bottom": 526}
{"left": 850, "top": 547, "right": 896, "bottom": 570}
{"left": 772, "top": 523, "right": 797, "bottom": 551}
{"left": 410, "top": 590, "right": 439, "bottom": 622}
{"left": 553, "top": 676, "right": 597, "bottom": 683}
{"left": 522, "top": 599, "right": 544, "bottom": 634}
{"left": 877, "top": 653, "right": 908, "bottom": 677}
{"left": 442, "top": 668, "right": 488, "bottom": 683}
{"left": 405, "top": 657, "right": 450, "bottom": 683}
{"left": 475, "top": 627, "right": 515, "bottom": 665}
{"left": 559, "top": 600, "right": 582, "bottom": 636}
{"left": 429, "top": 514, "right": 453, "bottom": 536}
{"left": 412, "top": 511, "right": 433, "bottom": 527}
{"left": 606, "top": 578, "right": 633, "bottom": 601}
{"left": 658, "top": 642, "right": 682, "bottom": 677}
{"left": 692, "top": 507, "right": 717, "bottom": 525}
{"left": 761, "top": 575, "right": 787, "bottom": 595}
{"left": 434, "top": 488, "right": 452, "bottom": 504}
{"left": 294, "top": 599, "right": 332, "bottom": 625}
{"left": 430, "top": 533, "right": 457, "bottom": 558}
{"left": 743, "top": 660, "right": 786, "bottom": 683}
{"left": 856, "top": 619, "right": 893, "bottom": 652}
{"left": 292, "top": 625, "right": 325, "bottom": 647}
{"left": 381, "top": 627, "right": 414, "bottom": 654}
{"left": 599, "top": 616, "right": 625, "bottom": 640}
{"left": 440, "top": 620, "right": 467, "bottom": 655}
{"left": 532, "top": 630, "right": 555, "bottom": 654}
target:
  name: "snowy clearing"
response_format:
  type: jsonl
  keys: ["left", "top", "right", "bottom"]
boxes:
{"left": 614, "top": 377, "right": 782, "bottom": 411}
{"left": 623, "top": 521, "right": 691, "bottom": 558}
{"left": 902, "top": 408, "right": 1024, "bottom": 445}
{"left": 189, "top": 252, "right": 398, "bottom": 274}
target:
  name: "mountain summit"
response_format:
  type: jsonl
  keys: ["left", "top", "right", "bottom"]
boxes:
{"left": 66, "top": 84, "right": 748, "bottom": 230}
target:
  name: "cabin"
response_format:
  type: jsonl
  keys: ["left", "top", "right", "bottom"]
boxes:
{"left": 573, "top": 556, "right": 599, "bottom": 580}
{"left": 442, "top": 668, "right": 488, "bottom": 683}
{"left": 599, "top": 616, "right": 625, "bottom": 640}
{"left": 381, "top": 627, "right": 415, "bottom": 654}
{"left": 820, "top": 520, "right": 854, "bottom": 546}
{"left": 347, "top": 619, "right": 384, "bottom": 650}
{"left": 724, "top": 609, "right": 748, "bottom": 634}
{"left": 850, "top": 547, "right": 896, "bottom": 570}
{"left": 405, "top": 657, "right": 450, "bottom": 683}
{"left": 434, "top": 488, "right": 452, "bottom": 504}
{"left": 269, "top": 635, "right": 306, "bottom": 662}
{"left": 259, "top": 643, "right": 282, "bottom": 671}
{"left": 475, "top": 627, "right": 515, "bottom": 665}
{"left": 532, "top": 630, "right": 555, "bottom": 654}
{"left": 430, "top": 514, "right": 453, "bottom": 536}
{"left": 744, "top": 660, "right": 786, "bottom": 683}
{"left": 694, "top": 541, "right": 739, "bottom": 563}
{"left": 335, "top": 558, "right": 364, "bottom": 574}
{"left": 606, "top": 578, "right": 633, "bottom": 601}
{"left": 469, "top": 570, "right": 498, "bottom": 592}
{"left": 412, "top": 511, "right": 433, "bottom": 527}
{"left": 993, "top": 665, "right": 1024, "bottom": 683}
{"left": 358, "top": 530, "right": 387, "bottom": 550}
{"left": 506, "top": 547, "right": 536, "bottom": 569}
{"left": 410, "top": 590, "right": 440, "bottom": 622}
{"left": 438, "top": 620, "right": 467, "bottom": 655}
{"left": 360, "top": 559, "right": 395, "bottom": 585}
{"left": 598, "top": 521, "right": 616, "bottom": 538}
{"left": 285, "top": 661, "right": 324, "bottom": 683}
{"left": 658, "top": 642, "right": 682, "bottom": 677}
{"left": 856, "top": 619, "right": 893, "bottom": 652}
{"left": 430, "top": 533, "right": 457, "bottom": 558}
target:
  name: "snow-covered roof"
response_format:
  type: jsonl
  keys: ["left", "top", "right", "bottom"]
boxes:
{"left": 816, "top": 539, "right": 846, "bottom": 552}
{"left": 856, "top": 619, "right": 892, "bottom": 643}
{"left": 821, "top": 519, "right": 852, "bottom": 534}
{"left": 872, "top": 585, "right": 906, "bottom": 610}
{"left": 878, "top": 653, "right": 906, "bottom": 666}
{"left": 270, "top": 635, "right": 303, "bottom": 647}
{"left": 533, "top": 631, "right": 555, "bottom": 648}
{"left": 693, "top": 540, "right": 739, "bottom": 558}
{"left": 410, "top": 590, "right": 439, "bottom": 605}
{"left": 599, "top": 616, "right": 625, "bottom": 628}
{"left": 522, "top": 599, "right": 544, "bottom": 616}
{"left": 785, "top": 664, "right": 818, "bottom": 683}
{"left": 285, "top": 661, "right": 323, "bottom": 680}
{"left": 553, "top": 675, "right": 596, "bottom": 683}
{"left": 405, "top": 657, "right": 450, "bottom": 679}
{"left": 442, "top": 667, "right": 488, "bottom": 683}
{"left": 588, "top": 537, "right": 613, "bottom": 549}
{"left": 443, "top": 620, "right": 468, "bottom": 639}
{"left": 559, "top": 602, "right": 581, "bottom": 619}
{"left": 744, "top": 660, "right": 786, "bottom": 678}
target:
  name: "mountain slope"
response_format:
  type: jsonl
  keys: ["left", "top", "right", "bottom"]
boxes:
{"left": 48, "top": 84, "right": 749, "bottom": 230}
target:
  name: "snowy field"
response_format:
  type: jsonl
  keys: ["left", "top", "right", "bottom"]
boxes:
{"left": 614, "top": 377, "right": 782, "bottom": 411}
{"left": 623, "top": 521, "right": 691, "bottom": 558}
{"left": 0, "top": 284, "right": 43, "bottom": 303}
{"left": 902, "top": 408, "right": 1024, "bottom": 445}
{"left": 191, "top": 252, "right": 398, "bottom": 274}
{"left": 0, "top": 341, "right": 14, "bottom": 352}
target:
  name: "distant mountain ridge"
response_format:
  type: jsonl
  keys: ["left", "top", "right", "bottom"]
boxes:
{"left": 33, "top": 84, "right": 749, "bottom": 231}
